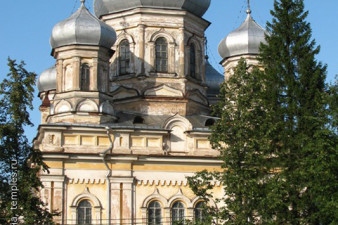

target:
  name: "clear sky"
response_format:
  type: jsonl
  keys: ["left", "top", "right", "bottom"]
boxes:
{"left": 0, "top": 0, "right": 337, "bottom": 142}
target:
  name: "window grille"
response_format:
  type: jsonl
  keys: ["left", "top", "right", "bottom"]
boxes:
{"left": 155, "top": 38, "right": 168, "bottom": 72}
{"left": 171, "top": 201, "right": 185, "bottom": 224}
{"left": 190, "top": 44, "right": 196, "bottom": 78}
{"left": 119, "top": 40, "right": 130, "bottom": 75}
{"left": 77, "top": 200, "right": 92, "bottom": 225}
{"left": 81, "top": 64, "right": 90, "bottom": 91}
{"left": 148, "top": 201, "right": 162, "bottom": 225}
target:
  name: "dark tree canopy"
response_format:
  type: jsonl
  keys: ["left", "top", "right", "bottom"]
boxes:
{"left": 0, "top": 58, "right": 55, "bottom": 224}
{"left": 188, "top": 0, "right": 337, "bottom": 224}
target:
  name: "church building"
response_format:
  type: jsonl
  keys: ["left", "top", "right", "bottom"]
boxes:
{"left": 34, "top": 0, "right": 266, "bottom": 224}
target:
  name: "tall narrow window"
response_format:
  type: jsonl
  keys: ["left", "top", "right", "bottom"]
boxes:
{"left": 190, "top": 44, "right": 196, "bottom": 78}
{"left": 77, "top": 200, "right": 92, "bottom": 225}
{"left": 155, "top": 37, "right": 168, "bottom": 72}
{"left": 194, "top": 202, "right": 206, "bottom": 223}
{"left": 171, "top": 201, "right": 185, "bottom": 224}
{"left": 119, "top": 40, "right": 130, "bottom": 75}
{"left": 148, "top": 201, "right": 162, "bottom": 225}
{"left": 81, "top": 64, "right": 90, "bottom": 91}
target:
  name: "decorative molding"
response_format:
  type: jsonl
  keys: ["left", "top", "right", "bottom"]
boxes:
{"left": 149, "top": 28, "right": 175, "bottom": 44}
{"left": 186, "top": 35, "right": 202, "bottom": 51}
{"left": 191, "top": 196, "right": 217, "bottom": 208}
{"left": 70, "top": 187, "right": 102, "bottom": 207}
{"left": 144, "top": 84, "right": 183, "bottom": 97}
{"left": 68, "top": 178, "right": 106, "bottom": 184}
{"left": 99, "top": 100, "right": 114, "bottom": 115}
{"left": 110, "top": 86, "right": 139, "bottom": 100}
{"left": 76, "top": 99, "right": 98, "bottom": 112}
{"left": 116, "top": 31, "right": 136, "bottom": 45}
{"left": 54, "top": 99, "right": 72, "bottom": 114}
{"left": 70, "top": 187, "right": 102, "bottom": 225}
{"left": 163, "top": 114, "right": 193, "bottom": 130}
{"left": 168, "top": 188, "right": 192, "bottom": 207}
{"left": 136, "top": 179, "right": 222, "bottom": 187}
{"left": 141, "top": 188, "right": 168, "bottom": 208}
{"left": 186, "top": 89, "right": 209, "bottom": 105}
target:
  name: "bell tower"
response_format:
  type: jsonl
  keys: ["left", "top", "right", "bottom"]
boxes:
{"left": 46, "top": 0, "right": 117, "bottom": 124}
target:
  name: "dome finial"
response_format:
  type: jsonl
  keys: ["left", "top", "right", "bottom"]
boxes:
{"left": 247, "top": 0, "right": 252, "bottom": 14}
{"left": 80, "top": 0, "right": 85, "bottom": 5}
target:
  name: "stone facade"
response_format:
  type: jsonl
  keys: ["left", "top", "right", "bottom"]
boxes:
{"left": 34, "top": 2, "right": 227, "bottom": 224}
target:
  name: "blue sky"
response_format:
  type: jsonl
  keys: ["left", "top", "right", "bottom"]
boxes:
{"left": 0, "top": 0, "right": 337, "bottom": 142}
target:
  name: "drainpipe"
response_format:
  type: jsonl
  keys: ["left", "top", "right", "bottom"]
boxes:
{"left": 99, "top": 127, "right": 114, "bottom": 225}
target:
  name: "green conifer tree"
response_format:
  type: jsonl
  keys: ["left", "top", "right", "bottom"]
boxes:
{"left": 189, "top": 0, "right": 337, "bottom": 224}
{"left": 259, "top": 0, "right": 337, "bottom": 223}
{"left": 0, "top": 58, "right": 55, "bottom": 224}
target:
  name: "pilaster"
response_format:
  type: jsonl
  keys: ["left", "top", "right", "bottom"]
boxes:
{"left": 73, "top": 57, "right": 81, "bottom": 91}
{"left": 40, "top": 175, "right": 66, "bottom": 224}
{"left": 109, "top": 177, "right": 135, "bottom": 225}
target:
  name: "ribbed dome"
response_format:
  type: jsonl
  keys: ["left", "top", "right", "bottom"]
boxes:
{"left": 218, "top": 12, "right": 266, "bottom": 60}
{"left": 38, "top": 66, "right": 57, "bottom": 93}
{"left": 205, "top": 57, "right": 224, "bottom": 96}
{"left": 50, "top": 2, "right": 116, "bottom": 50}
{"left": 94, "top": 0, "right": 211, "bottom": 18}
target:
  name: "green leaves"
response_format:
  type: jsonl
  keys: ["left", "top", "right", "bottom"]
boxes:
{"left": 0, "top": 58, "right": 55, "bottom": 225}
{"left": 189, "top": 0, "right": 337, "bottom": 224}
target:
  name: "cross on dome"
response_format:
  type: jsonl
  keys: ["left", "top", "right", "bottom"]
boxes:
{"left": 247, "top": 0, "right": 252, "bottom": 14}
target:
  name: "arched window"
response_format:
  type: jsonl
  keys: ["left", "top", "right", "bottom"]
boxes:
{"left": 190, "top": 43, "right": 196, "bottom": 78}
{"left": 119, "top": 40, "right": 130, "bottom": 75}
{"left": 171, "top": 201, "right": 185, "bottom": 224}
{"left": 148, "top": 201, "right": 162, "bottom": 225}
{"left": 81, "top": 64, "right": 90, "bottom": 91}
{"left": 77, "top": 200, "right": 92, "bottom": 225}
{"left": 194, "top": 202, "right": 207, "bottom": 223}
{"left": 155, "top": 38, "right": 168, "bottom": 72}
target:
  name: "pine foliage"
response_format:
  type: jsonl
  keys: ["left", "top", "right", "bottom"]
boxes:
{"left": 0, "top": 58, "right": 55, "bottom": 224}
{"left": 188, "top": 0, "right": 337, "bottom": 224}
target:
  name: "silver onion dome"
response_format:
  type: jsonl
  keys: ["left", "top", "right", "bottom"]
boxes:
{"left": 94, "top": 0, "right": 211, "bottom": 18}
{"left": 218, "top": 11, "right": 266, "bottom": 60}
{"left": 205, "top": 57, "right": 224, "bottom": 96}
{"left": 50, "top": 1, "right": 116, "bottom": 50}
{"left": 37, "top": 66, "right": 57, "bottom": 93}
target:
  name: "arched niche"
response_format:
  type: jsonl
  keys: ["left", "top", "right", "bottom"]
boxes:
{"left": 76, "top": 99, "right": 98, "bottom": 112}
{"left": 99, "top": 100, "right": 114, "bottom": 115}
{"left": 186, "top": 36, "right": 203, "bottom": 81}
{"left": 164, "top": 115, "right": 192, "bottom": 152}
{"left": 54, "top": 100, "right": 72, "bottom": 114}
{"left": 64, "top": 64, "right": 73, "bottom": 91}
